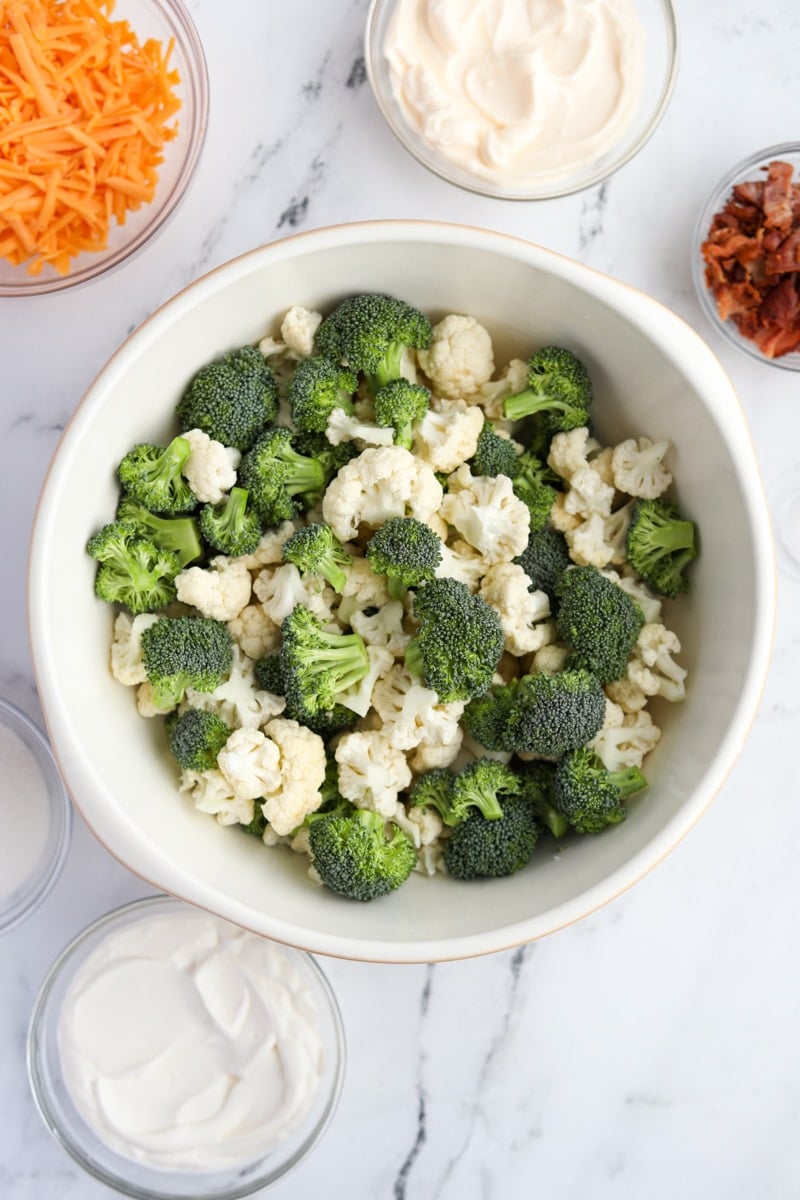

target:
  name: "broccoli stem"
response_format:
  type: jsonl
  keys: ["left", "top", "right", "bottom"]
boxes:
{"left": 503, "top": 390, "right": 575, "bottom": 423}
{"left": 387, "top": 576, "right": 408, "bottom": 602}
{"left": 405, "top": 639, "right": 425, "bottom": 680}
{"left": 609, "top": 765, "right": 647, "bottom": 798}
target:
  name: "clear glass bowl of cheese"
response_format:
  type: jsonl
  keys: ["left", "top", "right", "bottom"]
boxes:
{"left": 365, "top": 0, "right": 679, "bottom": 200}
{"left": 27, "top": 895, "right": 346, "bottom": 1199}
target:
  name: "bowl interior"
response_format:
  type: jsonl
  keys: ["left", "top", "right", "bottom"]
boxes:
{"left": 28, "top": 223, "right": 774, "bottom": 961}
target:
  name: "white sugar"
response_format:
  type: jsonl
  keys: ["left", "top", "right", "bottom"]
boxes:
{"left": 0, "top": 719, "right": 52, "bottom": 901}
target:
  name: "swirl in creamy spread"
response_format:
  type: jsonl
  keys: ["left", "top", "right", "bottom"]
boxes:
{"left": 57, "top": 909, "right": 324, "bottom": 1171}
{"left": 383, "top": 0, "right": 646, "bottom": 189}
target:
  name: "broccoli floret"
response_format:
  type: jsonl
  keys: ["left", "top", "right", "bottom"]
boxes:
{"left": 280, "top": 604, "right": 369, "bottom": 717}
{"left": 116, "top": 495, "right": 203, "bottom": 568}
{"left": 461, "top": 682, "right": 518, "bottom": 753}
{"left": 470, "top": 422, "right": 518, "bottom": 478}
{"left": 443, "top": 796, "right": 540, "bottom": 880}
{"left": 625, "top": 498, "right": 698, "bottom": 598}
{"left": 282, "top": 523, "right": 352, "bottom": 593}
{"left": 365, "top": 516, "right": 442, "bottom": 600}
{"left": 308, "top": 808, "right": 416, "bottom": 901}
{"left": 86, "top": 521, "right": 180, "bottom": 614}
{"left": 238, "top": 427, "right": 329, "bottom": 525}
{"left": 513, "top": 524, "right": 571, "bottom": 602}
{"left": 552, "top": 747, "right": 647, "bottom": 834}
{"left": 515, "top": 760, "right": 567, "bottom": 838}
{"left": 140, "top": 616, "right": 233, "bottom": 709}
{"left": 503, "top": 346, "right": 593, "bottom": 431}
{"left": 373, "top": 379, "right": 430, "bottom": 448}
{"left": 511, "top": 452, "right": 558, "bottom": 531}
{"left": 556, "top": 565, "right": 645, "bottom": 683}
{"left": 409, "top": 767, "right": 456, "bottom": 818}
{"left": 117, "top": 436, "right": 198, "bottom": 514}
{"left": 176, "top": 344, "right": 278, "bottom": 451}
{"left": 406, "top": 577, "right": 504, "bottom": 703}
{"left": 167, "top": 708, "right": 230, "bottom": 771}
{"left": 285, "top": 697, "right": 359, "bottom": 738}
{"left": 253, "top": 653, "right": 284, "bottom": 695}
{"left": 288, "top": 355, "right": 358, "bottom": 433}
{"left": 506, "top": 669, "right": 606, "bottom": 757}
{"left": 198, "top": 486, "right": 262, "bottom": 557}
{"left": 411, "top": 760, "right": 521, "bottom": 826}
{"left": 314, "top": 292, "right": 432, "bottom": 392}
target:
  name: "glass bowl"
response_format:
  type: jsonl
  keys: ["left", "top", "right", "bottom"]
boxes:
{"left": 0, "top": 0, "right": 208, "bottom": 297}
{"left": 692, "top": 143, "right": 800, "bottom": 371}
{"left": 364, "top": 0, "right": 679, "bottom": 201}
{"left": 27, "top": 896, "right": 346, "bottom": 1200}
{"left": 0, "top": 696, "right": 72, "bottom": 936}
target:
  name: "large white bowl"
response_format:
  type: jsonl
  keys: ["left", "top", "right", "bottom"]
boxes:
{"left": 28, "top": 222, "right": 775, "bottom": 963}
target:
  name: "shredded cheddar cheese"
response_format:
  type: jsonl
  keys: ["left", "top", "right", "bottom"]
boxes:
{"left": 0, "top": 0, "right": 181, "bottom": 275}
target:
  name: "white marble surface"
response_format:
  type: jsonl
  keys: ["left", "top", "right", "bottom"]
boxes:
{"left": 1, "top": 1, "right": 799, "bottom": 1196}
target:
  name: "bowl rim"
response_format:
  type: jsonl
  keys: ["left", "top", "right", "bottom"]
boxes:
{"left": 27, "top": 219, "right": 777, "bottom": 963}
{"left": 691, "top": 141, "right": 800, "bottom": 372}
{"left": 0, "top": 0, "right": 209, "bottom": 298}
{"left": 363, "top": 0, "right": 681, "bottom": 201}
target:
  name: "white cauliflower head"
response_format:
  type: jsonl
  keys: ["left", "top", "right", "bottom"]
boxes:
{"left": 176, "top": 557, "right": 252, "bottom": 623}
{"left": 565, "top": 503, "right": 633, "bottom": 570}
{"left": 179, "top": 767, "right": 255, "bottom": 826}
{"left": 602, "top": 566, "right": 662, "bottom": 624}
{"left": 413, "top": 399, "right": 484, "bottom": 473}
{"left": 547, "top": 427, "right": 602, "bottom": 483}
{"left": 180, "top": 429, "right": 240, "bottom": 504}
{"left": 226, "top": 604, "right": 281, "bottom": 661}
{"left": 280, "top": 305, "right": 323, "bottom": 359}
{"left": 477, "top": 358, "right": 529, "bottom": 420}
{"left": 440, "top": 465, "right": 530, "bottom": 563}
{"left": 336, "top": 555, "right": 390, "bottom": 624}
{"left": 253, "top": 563, "right": 335, "bottom": 626}
{"left": 326, "top": 407, "right": 395, "bottom": 448}
{"left": 434, "top": 539, "right": 486, "bottom": 592}
{"left": 611, "top": 437, "right": 672, "bottom": 499}
{"left": 110, "top": 612, "right": 159, "bottom": 686}
{"left": 322, "top": 446, "right": 443, "bottom": 542}
{"left": 217, "top": 726, "right": 282, "bottom": 801}
{"left": 478, "top": 564, "right": 551, "bottom": 656}
{"left": 417, "top": 313, "right": 494, "bottom": 400}
{"left": 626, "top": 623, "right": 687, "bottom": 702}
{"left": 259, "top": 717, "right": 327, "bottom": 836}
{"left": 590, "top": 709, "right": 661, "bottom": 771}
{"left": 349, "top": 600, "right": 409, "bottom": 656}
{"left": 334, "top": 730, "right": 413, "bottom": 817}
{"left": 185, "top": 644, "right": 285, "bottom": 730}
{"left": 372, "top": 663, "right": 446, "bottom": 750}
{"left": 563, "top": 465, "right": 615, "bottom": 520}
{"left": 390, "top": 800, "right": 443, "bottom": 850}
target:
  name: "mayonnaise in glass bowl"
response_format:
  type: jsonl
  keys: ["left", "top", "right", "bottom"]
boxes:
{"left": 27, "top": 895, "right": 346, "bottom": 1200}
{"left": 365, "top": 0, "right": 679, "bottom": 200}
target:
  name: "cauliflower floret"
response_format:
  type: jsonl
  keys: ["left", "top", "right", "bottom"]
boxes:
{"left": 590, "top": 709, "right": 661, "bottom": 771}
{"left": 350, "top": 600, "right": 409, "bottom": 656}
{"left": 531, "top": 640, "right": 571, "bottom": 674}
{"left": 110, "top": 612, "right": 159, "bottom": 685}
{"left": 236, "top": 521, "right": 300, "bottom": 571}
{"left": 280, "top": 305, "right": 322, "bottom": 359}
{"left": 176, "top": 557, "right": 252, "bottom": 622}
{"left": 185, "top": 644, "right": 285, "bottom": 729}
{"left": 478, "top": 564, "right": 551, "bottom": 656}
{"left": 565, "top": 503, "right": 632, "bottom": 570}
{"left": 336, "top": 555, "right": 390, "bottom": 623}
{"left": 258, "top": 717, "right": 327, "bottom": 835}
{"left": 179, "top": 767, "right": 254, "bottom": 826}
{"left": 547, "top": 427, "right": 602, "bottom": 483}
{"left": 253, "top": 563, "right": 335, "bottom": 625}
{"left": 477, "top": 358, "right": 529, "bottom": 420}
{"left": 326, "top": 407, "right": 394, "bottom": 448}
{"left": 434, "top": 538, "right": 486, "bottom": 592}
{"left": 217, "top": 726, "right": 282, "bottom": 800}
{"left": 390, "top": 800, "right": 443, "bottom": 850}
{"left": 612, "top": 437, "right": 672, "bottom": 499}
{"left": 136, "top": 681, "right": 175, "bottom": 718}
{"left": 335, "top": 730, "right": 412, "bottom": 817}
{"left": 414, "top": 842, "right": 447, "bottom": 877}
{"left": 626, "top": 623, "right": 687, "bottom": 702}
{"left": 413, "top": 399, "right": 484, "bottom": 473}
{"left": 373, "top": 663, "right": 447, "bottom": 750}
{"left": 549, "top": 492, "right": 582, "bottom": 533}
{"left": 180, "top": 428, "right": 240, "bottom": 504}
{"left": 602, "top": 566, "right": 662, "bottom": 623}
{"left": 226, "top": 604, "right": 280, "bottom": 661}
{"left": 605, "top": 676, "right": 649, "bottom": 713}
{"left": 338, "top": 645, "right": 394, "bottom": 717}
{"left": 417, "top": 313, "right": 494, "bottom": 400}
{"left": 323, "top": 446, "right": 443, "bottom": 542}
{"left": 408, "top": 702, "right": 465, "bottom": 773}
{"left": 590, "top": 445, "right": 616, "bottom": 488}
{"left": 440, "top": 465, "right": 529, "bottom": 563}
{"left": 563, "top": 465, "right": 615, "bottom": 520}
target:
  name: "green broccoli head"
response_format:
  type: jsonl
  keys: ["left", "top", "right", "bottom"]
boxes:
{"left": 86, "top": 521, "right": 180, "bottom": 614}
{"left": 625, "top": 498, "right": 697, "bottom": 598}
{"left": 167, "top": 707, "right": 231, "bottom": 771}
{"left": 115, "top": 495, "right": 203, "bottom": 568}
{"left": 443, "top": 795, "right": 540, "bottom": 880}
{"left": 117, "top": 436, "right": 198, "bottom": 514}
{"left": 288, "top": 355, "right": 358, "bottom": 433}
{"left": 409, "top": 767, "right": 456, "bottom": 819}
{"left": 176, "top": 344, "right": 278, "bottom": 451}
{"left": 365, "top": 516, "right": 442, "bottom": 600}
{"left": 284, "top": 695, "right": 359, "bottom": 738}
{"left": 556, "top": 565, "right": 645, "bottom": 683}
{"left": 280, "top": 604, "right": 369, "bottom": 717}
{"left": 410, "top": 760, "right": 521, "bottom": 827}
{"left": 253, "top": 653, "right": 284, "bottom": 695}
{"left": 198, "top": 486, "right": 262, "bottom": 557}
{"left": 308, "top": 808, "right": 416, "bottom": 901}
{"left": 506, "top": 669, "right": 606, "bottom": 757}
{"left": 470, "top": 422, "right": 519, "bottom": 478}
{"left": 513, "top": 524, "right": 571, "bottom": 603}
{"left": 461, "top": 682, "right": 519, "bottom": 753}
{"left": 140, "top": 616, "right": 233, "bottom": 709}
{"left": 314, "top": 293, "right": 432, "bottom": 391}
{"left": 373, "top": 379, "right": 430, "bottom": 448}
{"left": 511, "top": 452, "right": 558, "bottom": 531}
{"left": 406, "top": 577, "right": 504, "bottom": 703}
{"left": 514, "top": 760, "right": 567, "bottom": 838}
{"left": 552, "top": 747, "right": 647, "bottom": 834}
{"left": 282, "top": 523, "right": 352, "bottom": 593}
{"left": 503, "top": 346, "right": 593, "bottom": 431}
{"left": 237, "top": 427, "right": 329, "bottom": 525}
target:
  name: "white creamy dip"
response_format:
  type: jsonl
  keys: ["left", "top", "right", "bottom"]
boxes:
{"left": 383, "top": 0, "right": 646, "bottom": 190}
{"left": 57, "top": 909, "right": 324, "bottom": 1171}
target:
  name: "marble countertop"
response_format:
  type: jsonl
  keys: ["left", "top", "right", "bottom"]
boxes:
{"left": 2, "top": 1, "right": 799, "bottom": 1196}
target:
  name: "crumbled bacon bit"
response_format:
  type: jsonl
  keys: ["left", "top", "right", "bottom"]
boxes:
{"left": 700, "top": 159, "right": 800, "bottom": 358}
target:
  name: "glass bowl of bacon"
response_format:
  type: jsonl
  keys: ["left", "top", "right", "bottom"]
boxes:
{"left": 694, "top": 144, "right": 800, "bottom": 369}
{"left": 0, "top": 0, "right": 208, "bottom": 296}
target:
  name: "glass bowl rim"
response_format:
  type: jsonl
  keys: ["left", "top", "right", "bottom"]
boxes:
{"left": 363, "top": 0, "right": 680, "bottom": 202}
{"left": 26, "top": 894, "right": 347, "bottom": 1200}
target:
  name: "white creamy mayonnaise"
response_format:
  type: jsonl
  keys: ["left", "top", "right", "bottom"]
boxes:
{"left": 383, "top": 0, "right": 646, "bottom": 190}
{"left": 57, "top": 909, "right": 324, "bottom": 1171}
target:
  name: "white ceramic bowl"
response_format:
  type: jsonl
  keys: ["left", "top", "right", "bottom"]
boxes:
{"left": 28, "top": 222, "right": 775, "bottom": 963}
